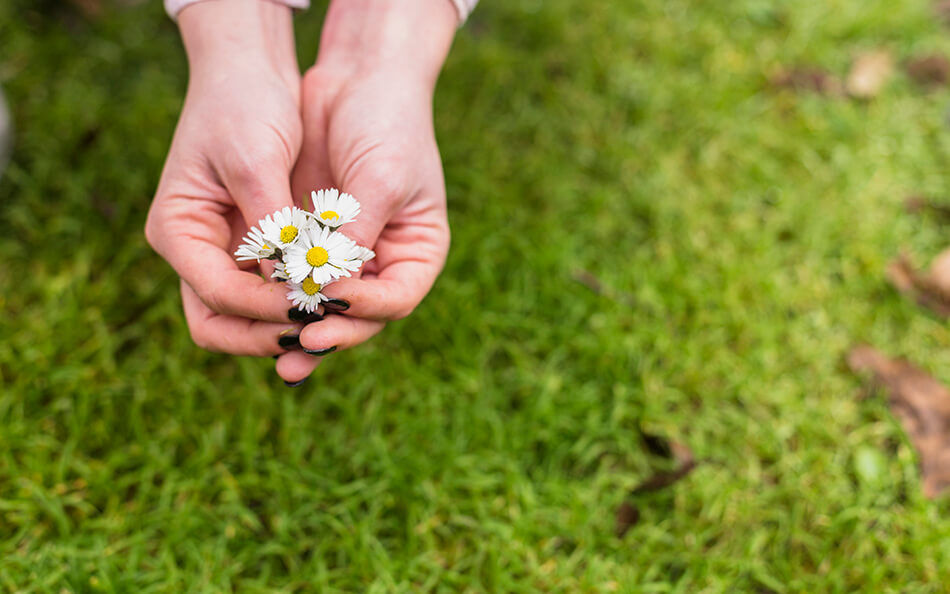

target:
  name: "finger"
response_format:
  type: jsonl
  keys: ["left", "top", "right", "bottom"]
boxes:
{"left": 300, "top": 315, "right": 386, "bottom": 354}
{"left": 148, "top": 197, "right": 300, "bottom": 322}
{"left": 320, "top": 222, "right": 449, "bottom": 321}
{"left": 181, "top": 280, "right": 301, "bottom": 356}
{"left": 218, "top": 141, "right": 301, "bottom": 229}
{"left": 275, "top": 350, "right": 323, "bottom": 385}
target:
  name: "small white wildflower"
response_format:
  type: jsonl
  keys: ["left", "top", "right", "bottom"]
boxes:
{"left": 286, "top": 277, "right": 333, "bottom": 313}
{"left": 310, "top": 188, "right": 361, "bottom": 229}
{"left": 271, "top": 260, "right": 291, "bottom": 281}
{"left": 259, "top": 206, "right": 311, "bottom": 249}
{"left": 334, "top": 240, "right": 371, "bottom": 276}
{"left": 283, "top": 225, "right": 359, "bottom": 284}
{"left": 350, "top": 245, "right": 376, "bottom": 263}
{"left": 234, "top": 226, "right": 276, "bottom": 262}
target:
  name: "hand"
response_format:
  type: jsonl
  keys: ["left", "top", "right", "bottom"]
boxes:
{"left": 146, "top": 0, "right": 306, "bottom": 357}
{"left": 275, "top": 0, "right": 458, "bottom": 383}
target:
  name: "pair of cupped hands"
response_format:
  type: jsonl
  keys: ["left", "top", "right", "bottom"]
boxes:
{"left": 145, "top": 0, "right": 458, "bottom": 384}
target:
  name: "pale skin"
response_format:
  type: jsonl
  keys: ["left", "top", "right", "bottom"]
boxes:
{"left": 146, "top": 0, "right": 457, "bottom": 383}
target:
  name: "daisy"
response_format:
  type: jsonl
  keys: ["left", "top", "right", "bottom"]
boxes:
{"left": 271, "top": 260, "right": 291, "bottom": 281}
{"left": 336, "top": 241, "right": 374, "bottom": 275}
{"left": 286, "top": 277, "right": 333, "bottom": 313}
{"left": 283, "top": 225, "right": 359, "bottom": 284}
{"left": 259, "top": 206, "right": 311, "bottom": 249}
{"left": 350, "top": 245, "right": 376, "bottom": 263}
{"left": 234, "top": 226, "right": 276, "bottom": 261}
{"left": 310, "top": 188, "right": 361, "bottom": 229}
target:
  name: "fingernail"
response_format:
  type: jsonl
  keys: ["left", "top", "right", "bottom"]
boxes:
{"left": 304, "top": 346, "right": 337, "bottom": 357}
{"left": 284, "top": 377, "right": 309, "bottom": 388}
{"left": 324, "top": 299, "right": 350, "bottom": 312}
{"left": 278, "top": 334, "right": 301, "bottom": 350}
{"left": 288, "top": 308, "right": 324, "bottom": 323}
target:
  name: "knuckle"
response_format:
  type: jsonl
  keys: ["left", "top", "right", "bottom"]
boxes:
{"left": 143, "top": 218, "right": 158, "bottom": 250}
{"left": 201, "top": 285, "right": 228, "bottom": 315}
{"left": 370, "top": 161, "right": 409, "bottom": 200}
{"left": 227, "top": 146, "right": 285, "bottom": 186}
{"left": 143, "top": 206, "right": 163, "bottom": 251}
{"left": 347, "top": 152, "right": 410, "bottom": 203}
{"left": 188, "top": 325, "right": 216, "bottom": 352}
{"left": 390, "top": 302, "right": 417, "bottom": 321}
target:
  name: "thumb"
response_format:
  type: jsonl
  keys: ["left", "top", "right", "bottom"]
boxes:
{"left": 220, "top": 152, "right": 300, "bottom": 229}
{"left": 333, "top": 165, "right": 409, "bottom": 253}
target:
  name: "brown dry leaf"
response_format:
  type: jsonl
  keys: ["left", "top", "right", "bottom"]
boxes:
{"left": 68, "top": 0, "right": 102, "bottom": 16}
{"left": 630, "top": 441, "right": 697, "bottom": 495}
{"left": 770, "top": 67, "right": 842, "bottom": 95}
{"left": 887, "top": 252, "right": 950, "bottom": 318}
{"left": 846, "top": 50, "right": 894, "bottom": 99}
{"left": 906, "top": 54, "right": 950, "bottom": 87}
{"left": 848, "top": 345, "right": 950, "bottom": 498}
{"left": 615, "top": 440, "right": 697, "bottom": 538}
{"left": 905, "top": 195, "right": 950, "bottom": 219}
{"left": 614, "top": 501, "right": 640, "bottom": 538}
{"left": 571, "top": 269, "right": 634, "bottom": 306}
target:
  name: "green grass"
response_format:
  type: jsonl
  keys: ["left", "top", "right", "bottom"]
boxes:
{"left": 3, "top": 0, "right": 950, "bottom": 590}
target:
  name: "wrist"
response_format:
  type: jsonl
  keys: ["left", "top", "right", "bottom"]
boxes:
{"left": 178, "top": 0, "right": 299, "bottom": 86}
{"left": 318, "top": 0, "right": 457, "bottom": 89}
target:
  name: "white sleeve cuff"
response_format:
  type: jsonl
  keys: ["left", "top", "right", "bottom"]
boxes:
{"left": 164, "top": 0, "right": 310, "bottom": 20}
{"left": 449, "top": 0, "right": 478, "bottom": 24}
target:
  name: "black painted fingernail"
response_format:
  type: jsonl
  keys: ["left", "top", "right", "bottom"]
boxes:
{"left": 324, "top": 299, "right": 350, "bottom": 312}
{"left": 304, "top": 346, "right": 337, "bottom": 357}
{"left": 289, "top": 308, "right": 325, "bottom": 324}
{"left": 284, "top": 377, "right": 309, "bottom": 388}
{"left": 278, "top": 334, "right": 301, "bottom": 350}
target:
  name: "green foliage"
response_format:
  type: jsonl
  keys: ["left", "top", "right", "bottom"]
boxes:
{"left": 2, "top": 0, "right": 950, "bottom": 590}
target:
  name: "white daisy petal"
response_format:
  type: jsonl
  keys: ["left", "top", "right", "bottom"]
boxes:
{"left": 283, "top": 225, "right": 358, "bottom": 285}
{"left": 271, "top": 260, "right": 291, "bottom": 280}
{"left": 310, "top": 188, "right": 361, "bottom": 229}
{"left": 353, "top": 245, "right": 376, "bottom": 262}
{"left": 259, "top": 206, "right": 312, "bottom": 249}
{"left": 285, "top": 277, "right": 334, "bottom": 313}
{"left": 234, "top": 226, "right": 276, "bottom": 261}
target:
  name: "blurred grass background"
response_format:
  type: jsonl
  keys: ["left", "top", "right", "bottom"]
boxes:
{"left": 3, "top": 0, "right": 950, "bottom": 590}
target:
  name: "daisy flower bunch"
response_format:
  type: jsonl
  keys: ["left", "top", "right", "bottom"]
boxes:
{"left": 234, "top": 189, "right": 374, "bottom": 313}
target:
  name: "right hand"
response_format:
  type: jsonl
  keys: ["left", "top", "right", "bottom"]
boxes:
{"left": 145, "top": 0, "right": 307, "bottom": 357}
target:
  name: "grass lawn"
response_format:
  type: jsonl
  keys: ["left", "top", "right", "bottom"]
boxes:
{"left": 4, "top": 0, "right": 950, "bottom": 590}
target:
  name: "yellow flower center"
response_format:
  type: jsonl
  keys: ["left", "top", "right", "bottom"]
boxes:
{"left": 279, "top": 225, "right": 298, "bottom": 243}
{"left": 320, "top": 210, "right": 340, "bottom": 220}
{"left": 302, "top": 278, "right": 321, "bottom": 296}
{"left": 306, "top": 246, "right": 329, "bottom": 267}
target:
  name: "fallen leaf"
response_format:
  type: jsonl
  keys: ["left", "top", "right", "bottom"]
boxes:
{"left": 630, "top": 441, "right": 697, "bottom": 495}
{"left": 615, "top": 501, "right": 640, "bottom": 538}
{"left": 904, "top": 195, "right": 950, "bottom": 219}
{"left": 848, "top": 345, "right": 950, "bottom": 497}
{"left": 906, "top": 54, "right": 950, "bottom": 87}
{"left": 846, "top": 50, "right": 894, "bottom": 99}
{"left": 68, "top": 0, "right": 102, "bottom": 16}
{"left": 571, "top": 269, "right": 634, "bottom": 305}
{"left": 887, "top": 252, "right": 950, "bottom": 318}
{"left": 641, "top": 430, "right": 673, "bottom": 458}
{"left": 770, "top": 67, "right": 842, "bottom": 95}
